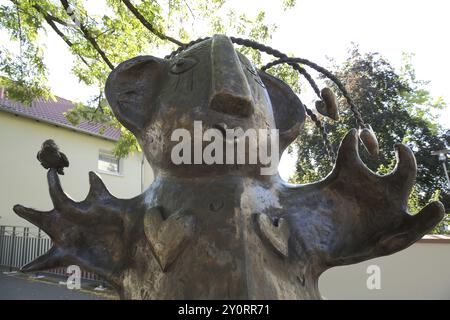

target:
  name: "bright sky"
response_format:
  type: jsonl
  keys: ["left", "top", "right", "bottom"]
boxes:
{"left": 4, "top": 0, "right": 450, "bottom": 180}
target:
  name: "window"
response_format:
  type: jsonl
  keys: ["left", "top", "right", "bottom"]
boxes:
{"left": 98, "top": 151, "right": 120, "bottom": 174}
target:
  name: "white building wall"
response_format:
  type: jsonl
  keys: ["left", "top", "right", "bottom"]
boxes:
{"left": 0, "top": 111, "right": 153, "bottom": 227}
{"left": 320, "top": 240, "right": 450, "bottom": 299}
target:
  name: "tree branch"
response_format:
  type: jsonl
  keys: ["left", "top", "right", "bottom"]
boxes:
{"left": 182, "top": 0, "right": 196, "bottom": 20}
{"left": 120, "top": 0, "right": 184, "bottom": 46}
{"left": 60, "top": 0, "right": 115, "bottom": 70}
{"left": 10, "top": 0, "right": 71, "bottom": 28}
{"left": 32, "top": 4, "right": 90, "bottom": 67}
{"left": 44, "top": 12, "right": 71, "bottom": 27}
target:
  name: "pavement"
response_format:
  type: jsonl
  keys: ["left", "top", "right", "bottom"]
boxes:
{"left": 0, "top": 271, "right": 114, "bottom": 300}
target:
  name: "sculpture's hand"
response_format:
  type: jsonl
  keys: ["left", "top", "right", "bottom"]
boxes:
{"left": 284, "top": 129, "right": 445, "bottom": 270}
{"left": 13, "top": 169, "right": 134, "bottom": 286}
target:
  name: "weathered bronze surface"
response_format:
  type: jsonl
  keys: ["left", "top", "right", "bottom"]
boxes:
{"left": 14, "top": 35, "right": 445, "bottom": 299}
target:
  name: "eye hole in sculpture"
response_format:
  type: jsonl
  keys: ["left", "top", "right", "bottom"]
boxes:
{"left": 118, "top": 89, "right": 139, "bottom": 103}
{"left": 170, "top": 57, "right": 198, "bottom": 74}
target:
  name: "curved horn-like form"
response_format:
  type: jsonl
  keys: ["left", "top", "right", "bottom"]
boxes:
{"left": 334, "top": 128, "right": 360, "bottom": 168}
{"left": 13, "top": 205, "right": 51, "bottom": 231}
{"left": 47, "top": 168, "right": 75, "bottom": 209}
{"left": 383, "top": 143, "right": 417, "bottom": 203}
{"left": 377, "top": 201, "right": 445, "bottom": 255}
{"left": 332, "top": 129, "right": 418, "bottom": 201}
{"left": 21, "top": 246, "right": 66, "bottom": 272}
{"left": 86, "top": 171, "right": 111, "bottom": 201}
{"left": 285, "top": 129, "right": 445, "bottom": 269}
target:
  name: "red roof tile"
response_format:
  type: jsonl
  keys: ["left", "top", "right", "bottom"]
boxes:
{"left": 419, "top": 234, "right": 450, "bottom": 243}
{"left": 0, "top": 96, "right": 121, "bottom": 141}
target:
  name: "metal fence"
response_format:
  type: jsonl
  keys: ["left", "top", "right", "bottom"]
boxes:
{"left": 0, "top": 225, "right": 100, "bottom": 281}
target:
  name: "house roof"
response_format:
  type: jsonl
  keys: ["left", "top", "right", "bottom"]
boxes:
{"left": 419, "top": 234, "right": 450, "bottom": 244}
{"left": 0, "top": 95, "right": 121, "bottom": 141}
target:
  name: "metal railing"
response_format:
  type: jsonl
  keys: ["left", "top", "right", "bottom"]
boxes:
{"left": 0, "top": 225, "right": 100, "bottom": 281}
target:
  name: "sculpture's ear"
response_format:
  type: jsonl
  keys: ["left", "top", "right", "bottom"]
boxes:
{"left": 259, "top": 71, "right": 306, "bottom": 150}
{"left": 105, "top": 56, "right": 166, "bottom": 135}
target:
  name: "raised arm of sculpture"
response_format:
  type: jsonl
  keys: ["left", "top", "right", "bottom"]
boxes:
{"left": 13, "top": 169, "right": 134, "bottom": 290}
{"left": 278, "top": 130, "right": 444, "bottom": 271}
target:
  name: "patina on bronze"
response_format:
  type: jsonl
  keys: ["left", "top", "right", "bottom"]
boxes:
{"left": 14, "top": 35, "right": 445, "bottom": 299}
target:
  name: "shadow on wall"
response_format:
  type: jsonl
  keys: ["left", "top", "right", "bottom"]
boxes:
{"left": 319, "top": 239, "right": 450, "bottom": 299}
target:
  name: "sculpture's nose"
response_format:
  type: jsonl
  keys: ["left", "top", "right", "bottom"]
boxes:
{"left": 209, "top": 35, "right": 254, "bottom": 117}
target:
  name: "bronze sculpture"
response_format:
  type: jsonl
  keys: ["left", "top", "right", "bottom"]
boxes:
{"left": 13, "top": 35, "right": 445, "bottom": 299}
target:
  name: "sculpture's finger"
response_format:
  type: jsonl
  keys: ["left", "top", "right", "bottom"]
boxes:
{"left": 384, "top": 144, "right": 417, "bottom": 201}
{"left": 331, "top": 129, "right": 377, "bottom": 181}
{"left": 377, "top": 201, "right": 445, "bottom": 255}
{"left": 13, "top": 205, "right": 51, "bottom": 230}
{"left": 407, "top": 201, "right": 445, "bottom": 233}
{"left": 47, "top": 168, "right": 75, "bottom": 209}
{"left": 21, "top": 246, "right": 65, "bottom": 272}
{"left": 335, "top": 128, "right": 359, "bottom": 167}
{"left": 85, "top": 171, "right": 111, "bottom": 202}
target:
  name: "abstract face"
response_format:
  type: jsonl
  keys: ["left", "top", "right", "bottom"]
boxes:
{"left": 106, "top": 35, "right": 306, "bottom": 177}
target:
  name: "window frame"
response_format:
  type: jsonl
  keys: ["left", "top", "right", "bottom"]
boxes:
{"left": 97, "top": 150, "right": 122, "bottom": 176}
